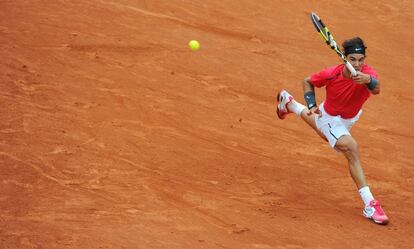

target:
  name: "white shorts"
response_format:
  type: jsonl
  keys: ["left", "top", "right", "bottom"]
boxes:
{"left": 315, "top": 103, "right": 362, "bottom": 148}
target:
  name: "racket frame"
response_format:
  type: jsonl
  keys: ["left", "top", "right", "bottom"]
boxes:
{"left": 310, "top": 12, "right": 357, "bottom": 76}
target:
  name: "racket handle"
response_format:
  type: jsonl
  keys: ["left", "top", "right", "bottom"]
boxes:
{"left": 345, "top": 61, "right": 357, "bottom": 76}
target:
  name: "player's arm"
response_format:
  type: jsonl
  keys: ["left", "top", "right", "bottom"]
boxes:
{"left": 352, "top": 72, "right": 380, "bottom": 95}
{"left": 303, "top": 76, "right": 319, "bottom": 114}
{"left": 303, "top": 76, "right": 316, "bottom": 108}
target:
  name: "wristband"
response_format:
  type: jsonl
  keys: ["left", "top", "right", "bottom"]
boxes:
{"left": 366, "top": 76, "right": 378, "bottom": 90}
{"left": 304, "top": 91, "right": 317, "bottom": 109}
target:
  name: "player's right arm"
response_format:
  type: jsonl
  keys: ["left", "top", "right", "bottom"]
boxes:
{"left": 352, "top": 72, "right": 380, "bottom": 95}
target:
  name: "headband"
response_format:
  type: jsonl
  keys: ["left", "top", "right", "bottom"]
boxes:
{"left": 344, "top": 45, "right": 366, "bottom": 56}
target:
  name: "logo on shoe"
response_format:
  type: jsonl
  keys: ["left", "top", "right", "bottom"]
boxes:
{"left": 364, "top": 207, "right": 375, "bottom": 217}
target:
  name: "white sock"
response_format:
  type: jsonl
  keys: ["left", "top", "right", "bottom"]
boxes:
{"left": 359, "top": 186, "right": 375, "bottom": 207}
{"left": 287, "top": 100, "right": 306, "bottom": 116}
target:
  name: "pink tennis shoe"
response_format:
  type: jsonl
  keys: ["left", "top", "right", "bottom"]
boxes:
{"left": 276, "top": 90, "right": 294, "bottom": 119}
{"left": 363, "top": 200, "right": 389, "bottom": 225}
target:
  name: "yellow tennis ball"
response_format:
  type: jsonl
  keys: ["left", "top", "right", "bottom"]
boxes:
{"left": 188, "top": 40, "right": 200, "bottom": 51}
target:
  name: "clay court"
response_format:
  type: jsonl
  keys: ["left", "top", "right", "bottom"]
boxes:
{"left": 1, "top": 1, "right": 413, "bottom": 248}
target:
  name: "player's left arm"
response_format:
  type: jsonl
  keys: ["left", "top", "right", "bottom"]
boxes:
{"left": 352, "top": 71, "right": 380, "bottom": 95}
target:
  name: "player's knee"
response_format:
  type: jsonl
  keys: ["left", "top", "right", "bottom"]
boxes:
{"left": 335, "top": 135, "right": 358, "bottom": 153}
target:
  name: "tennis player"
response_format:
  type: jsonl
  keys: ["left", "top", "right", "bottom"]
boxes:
{"left": 276, "top": 37, "right": 389, "bottom": 225}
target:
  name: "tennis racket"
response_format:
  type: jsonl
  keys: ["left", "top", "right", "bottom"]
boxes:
{"left": 310, "top": 12, "right": 357, "bottom": 76}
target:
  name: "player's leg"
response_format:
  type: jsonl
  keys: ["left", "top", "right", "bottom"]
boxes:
{"left": 335, "top": 135, "right": 367, "bottom": 189}
{"left": 299, "top": 110, "right": 327, "bottom": 141}
{"left": 335, "top": 135, "right": 389, "bottom": 224}
{"left": 276, "top": 90, "right": 326, "bottom": 140}
{"left": 316, "top": 115, "right": 368, "bottom": 190}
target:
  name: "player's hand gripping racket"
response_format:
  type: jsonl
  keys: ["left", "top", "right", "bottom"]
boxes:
{"left": 310, "top": 12, "right": 357, "bottom": 76}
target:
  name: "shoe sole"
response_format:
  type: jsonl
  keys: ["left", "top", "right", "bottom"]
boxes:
{"left": 363, "top": 213, "right": 389, "bottom": 225}
{"left": 276, "top": 92, "right": 284, "bottom": 119}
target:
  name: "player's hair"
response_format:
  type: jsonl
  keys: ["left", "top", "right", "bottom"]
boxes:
{"left": 342, "top": 37, "right": 367, "bottom": 56}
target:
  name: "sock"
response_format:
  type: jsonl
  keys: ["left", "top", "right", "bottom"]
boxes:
{"left": 359, "top": 186, "right": 375, "bottom": 207}
{"left": 287, "top": 100, "right": 306, "bottom": 116}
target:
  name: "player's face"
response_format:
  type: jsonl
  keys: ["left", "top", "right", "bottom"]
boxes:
{"left": 347, "top": 53, "right": 366, "bottom": 71}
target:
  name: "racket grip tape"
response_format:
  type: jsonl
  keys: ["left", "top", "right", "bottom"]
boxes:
{"left": 345, "top": 61, "right": 357, "bottom": 76}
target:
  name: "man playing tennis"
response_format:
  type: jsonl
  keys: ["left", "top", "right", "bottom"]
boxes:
{"left": 276, "top": 37, "right": 389, "bottom": 225}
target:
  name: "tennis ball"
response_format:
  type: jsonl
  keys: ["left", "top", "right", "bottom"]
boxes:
{"left": 188, "top": 40, "right": 200, "bottom": 51}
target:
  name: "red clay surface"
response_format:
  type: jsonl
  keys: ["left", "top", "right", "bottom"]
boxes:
{"left": 1, "top": 1, "right": 413, "bottom": 248}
